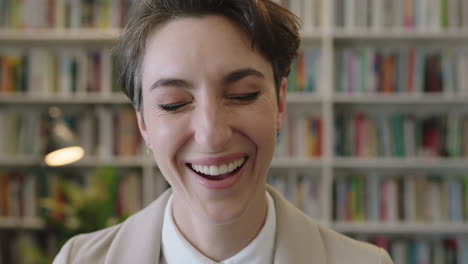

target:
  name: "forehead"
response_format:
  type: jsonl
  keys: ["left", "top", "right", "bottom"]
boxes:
{"left": 141, "top": 15, "right": 273, "bottom": 88}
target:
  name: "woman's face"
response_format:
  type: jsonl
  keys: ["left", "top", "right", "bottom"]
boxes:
{"left": 137, "top": 15, "right": 286, "bottom": 223}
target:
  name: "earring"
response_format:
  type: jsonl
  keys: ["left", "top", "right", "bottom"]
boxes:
{"left": 146, "top": 145, "right": 152, "bottom": 155}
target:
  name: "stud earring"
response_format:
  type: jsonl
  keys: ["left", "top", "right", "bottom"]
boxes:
{"left": 146, "top": 145, "right": 152, "bottom": 155}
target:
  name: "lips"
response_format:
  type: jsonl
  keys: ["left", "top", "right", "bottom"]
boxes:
{"left": 187, "top": 156, "right": 247, "bottom": 181}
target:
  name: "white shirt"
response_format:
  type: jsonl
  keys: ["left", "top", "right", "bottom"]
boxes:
{"left": 161, "top": 192, "right": 276, "bottom": 264}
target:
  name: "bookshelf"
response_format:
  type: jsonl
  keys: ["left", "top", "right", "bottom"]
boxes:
{"left": 1, "top": 0, "right": 468, "bottom": 263}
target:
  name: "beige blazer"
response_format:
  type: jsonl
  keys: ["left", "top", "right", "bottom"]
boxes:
{"left": 53, "top": 186, "right": 393, "bottom": 264}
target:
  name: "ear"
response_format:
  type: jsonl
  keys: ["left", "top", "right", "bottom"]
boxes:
{"left": 135, "top": 110, "right": 149, "bottom": 145}
{"left": 276, "top": 77, "right": 287, "bottom": 130}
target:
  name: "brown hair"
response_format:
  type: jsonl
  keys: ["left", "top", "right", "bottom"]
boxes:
{"left": 115, "top": 0, "right": 300, "bottom": 110}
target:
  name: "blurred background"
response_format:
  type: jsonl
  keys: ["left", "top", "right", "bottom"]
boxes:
{"left": 0, "top": 0, "right": 467, "bottom": 263}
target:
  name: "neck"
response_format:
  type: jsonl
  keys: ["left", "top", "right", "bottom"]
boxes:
{"left": 172, "top": 191, "right": 268, "bottom": 262}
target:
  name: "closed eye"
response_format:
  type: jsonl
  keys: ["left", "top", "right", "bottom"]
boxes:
{"left": 158, "top": 102, "right": 190, "bottom": 112}
{"left": 228, "top": 92, "right": 260, "bottom": 101}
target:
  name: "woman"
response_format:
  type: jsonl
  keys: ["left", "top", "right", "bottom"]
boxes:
{"left": 54, "top": 1, "right": 393, "bottom": 263}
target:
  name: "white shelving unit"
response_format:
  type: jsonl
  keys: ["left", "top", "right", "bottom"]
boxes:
{"left": 333, "top": 29, "right": 468, "bottom": 40}
{"left": 1, "top": 0, "right": 468, "bottom": 243}
{"left": 333, "top": 222, "right": 468, "bottom": 235}
{"left": 0, "top": 29, "right": 121, "bottom": 43}
{"left": 0, "top": 217, "right": 44, "bottom": 230}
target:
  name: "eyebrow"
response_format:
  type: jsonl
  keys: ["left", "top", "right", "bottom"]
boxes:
{"left": 150, "top": 78, "right": 192, "bottom": 91}
{"left": 222, "top": 68, "right": 265, "bottom": 85}
{"left": 149, "top": 67, "right": 265, "bottom": 91}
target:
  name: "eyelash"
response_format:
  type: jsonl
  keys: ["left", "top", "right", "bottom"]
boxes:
{"left": 158, "top": 103, "right": 189, "bottom": 112}
{"left": 157, "top": 92, "right": 260, "bottom": 112}
{"left": 228, "top": 92, "right": 260, "bottom": 101}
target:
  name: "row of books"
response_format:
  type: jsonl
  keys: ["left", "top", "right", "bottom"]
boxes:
{"left": 0, "top": 171, "right": 36, "bottom": 218}
{"left": 335, "top": 112, "right": 468, "bottom": 158}
{"left": 0, "top": 168, "right": 143, "bottom": 220}
{"left": 361, "top": 236, "right": 468, "bottom": 264}
{"left": 0, "top": 48, "right": 119, "bottom": 95}
{"left": 92, "top": 107, "right": 143, "bottom": 157}
{"left": 268, "top": 173, "right": 321, "bottom": 219}
{"left": 274, "top": 0, "right": 322, "bottom": 30}
{"left": 334, "top": 174, "right": 468, "bottom": 222}
{"left": 275, "top": 114, "right": 322, "bottom": 158}
{"left": 0, "top": 107, "right": 143, "bottom": 157}
{"left": 0, "top": 0, "right": 135, "bottom": 29}
{"left": 335, "top": 47, "right": 468, "bottom": 95}
{"left": 335, "top": 0, "right": 468, "bottom": 31}
{"left": 0, "top": 110, "right": 42, "bottom": 156}
{"left": 287, "top": 49, "right": 322, "bottom": 94}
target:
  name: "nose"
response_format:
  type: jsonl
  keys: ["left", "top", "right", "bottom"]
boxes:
{"left": 192, "top": 100, "right": 232, "bottom": 152}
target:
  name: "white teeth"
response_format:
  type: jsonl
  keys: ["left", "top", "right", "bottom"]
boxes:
{"left": 191, "top": 157, "right": 246, "bottom": 176}
{"left": 209, "top": 166, "right": 218, "bottom": 175}
{"left": 219, "top": 164, "right": 228, "bottom": 174}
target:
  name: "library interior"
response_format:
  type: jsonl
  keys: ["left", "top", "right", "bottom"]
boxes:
{"left": 0, "top": 0, "right": 468, "bottom": 263}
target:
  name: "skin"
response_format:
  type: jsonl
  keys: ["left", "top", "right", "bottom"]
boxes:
{"left": 136, "top": 15, "right": 287, "bottom": 261}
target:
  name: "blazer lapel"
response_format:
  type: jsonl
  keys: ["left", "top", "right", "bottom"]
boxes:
{"left": 104, "top": 186, "right": 327, "bottom": 263}
{"left": 105, "top": 189, "right": 172, "bottom": 264}
{"left": 268, "top": 186, "right": 327, "bottom": 264}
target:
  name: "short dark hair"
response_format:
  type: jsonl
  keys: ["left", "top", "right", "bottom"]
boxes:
{"left": 115, "top": 0, "right": 300, "bottom": 110}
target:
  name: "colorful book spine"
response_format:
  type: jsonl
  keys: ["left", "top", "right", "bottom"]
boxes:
{"left": 275, "top": 114, "right": 322, "bottom": 158}
{"left": 334, "top": 174, "right": 468, "bottom": 223}
{"left": 335, "top": 111, "right": 468, "bottom": 158}
{"left": 337, "top": 0, "right": 466, "bottom": 31}
{"left": 0, "top": 48, "right": 119, "bottom": 96}
{"left": 336, "top": 47, "right": 468, "bottom": 95}
{"left": 268, "top": 172, "right": 321, "bottom": 218}
{"left": 0, "top": 0, "right": 136, "bottom": 29}
{"left": 0, "top": 107, "right": 142, "bottom": 158}
{"left": 287, "top": 49, "right": 322, "bottom": 94}
{"left": 353, "top": 236, "right": 468, "bottom": 264}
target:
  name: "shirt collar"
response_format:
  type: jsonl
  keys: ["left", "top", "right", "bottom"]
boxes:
{"left": 162, "top": 192, "right": 276, "bottom": 264}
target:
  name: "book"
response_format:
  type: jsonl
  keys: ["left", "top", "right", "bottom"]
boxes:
{"left": 269, "top": 172, "right": 321, "bottom": 219}
{"left": 335, "top": 173, "right": 468, "bottom": 223}
{"left": 96, "top": 106, "right": 113, "bottom": 157}
{"left": 344, "top": 0, "right": 356, "bottom": 29}
{"left": 275, "top": 114, "right": 322, "bottom": 158}
{"left": 339, "top": 0, "right": 465, "bottom": 32}
{"left": 302, "top": 0, "right": 316, "bottom": 31}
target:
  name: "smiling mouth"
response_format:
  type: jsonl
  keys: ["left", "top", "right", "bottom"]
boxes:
{"left": 187, "top": 157, "right": 248, "bottom": 181}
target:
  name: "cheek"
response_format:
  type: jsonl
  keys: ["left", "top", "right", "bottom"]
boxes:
{"left": 145, "top": 114, "right": 189, "bottom": 161}
{"left": 236, "top": 103, "right": 278, "bottom": 150}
